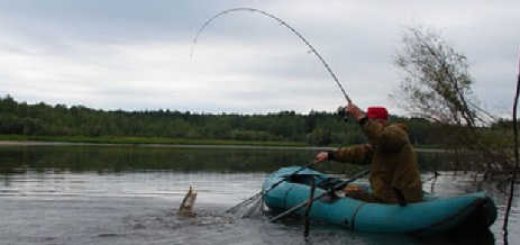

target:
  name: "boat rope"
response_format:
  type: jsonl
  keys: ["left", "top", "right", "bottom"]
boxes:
{"left": 191, "top": 7, "right": 352, "bottom": 103}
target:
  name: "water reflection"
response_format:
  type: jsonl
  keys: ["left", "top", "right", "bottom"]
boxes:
{"left": 0, "top": 144, "right": 518, "bottom": 245}
{"left": 0, "top": 145, "right": 318, "bottom": 174}
{"left": 0, "top": 145, "right": 458, "bottom": 174}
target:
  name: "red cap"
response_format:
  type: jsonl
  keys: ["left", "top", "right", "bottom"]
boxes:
{"left": 366, "top": 107, "right": 389, "bottom": 120}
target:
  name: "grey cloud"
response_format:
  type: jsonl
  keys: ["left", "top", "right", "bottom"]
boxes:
{"left": 0, "top": 0, "right": 518, "bottom": 114}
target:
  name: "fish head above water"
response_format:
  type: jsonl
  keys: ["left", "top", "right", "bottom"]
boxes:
{"left": 177, "top": 185, "right": 197, "bottom": 218}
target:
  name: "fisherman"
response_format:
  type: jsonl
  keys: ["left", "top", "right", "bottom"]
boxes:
{"left": 315, "top": 103, "right": 422, "bottom": 206}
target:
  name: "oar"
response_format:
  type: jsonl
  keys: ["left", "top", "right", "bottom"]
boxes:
{"left": 226, "top": 161, "right": 316, "bottom": 214}
{"left": 269, "top": 168, "right": 370, "bottom": 222}
{"left": 303, "top": 178, "right": 316, "bottom": 238}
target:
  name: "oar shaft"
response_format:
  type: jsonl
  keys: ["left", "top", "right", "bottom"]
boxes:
{"left": 303, "top": 178, "right": 316, "bottom": 238}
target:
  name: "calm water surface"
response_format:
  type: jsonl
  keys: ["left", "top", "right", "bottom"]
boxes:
{"left": 0, "top": 145, "right": 518, "bottom": 245}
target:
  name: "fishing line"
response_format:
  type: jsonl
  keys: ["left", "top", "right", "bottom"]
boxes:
{"left": 191, "top": 7, "right": 352, "bottom": 103}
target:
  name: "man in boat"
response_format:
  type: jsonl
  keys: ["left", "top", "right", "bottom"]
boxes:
{"left": 315, "top": 103, "right": 422, "bottom": 206}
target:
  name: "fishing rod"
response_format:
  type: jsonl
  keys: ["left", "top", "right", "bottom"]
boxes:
{"left": 193, "top": 8, "right": 360, "bottom": 225}
{"left": 191, "top": 7, "right": 352, "bottom": 104}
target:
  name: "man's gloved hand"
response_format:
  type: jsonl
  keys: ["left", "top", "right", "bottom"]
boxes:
{"left": 346, "top": 103, "right": 365, "bottom": 122}
{"left": 314, "top": 151, "right": 330, "bottom": 163}
{"left": 343, "top": 184, "right": 362, "bottom": 194}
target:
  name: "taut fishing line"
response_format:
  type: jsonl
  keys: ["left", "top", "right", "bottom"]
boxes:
{"left": 190, "top": 7, "right": 352, "bottom": 103}
{"left": 191, "top": 8, "right": 355, "bottom": 220}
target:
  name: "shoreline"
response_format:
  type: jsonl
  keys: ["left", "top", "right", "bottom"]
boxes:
{"left": 0, "top": 140, "right": 334, "bottom": 151}
{"left": 0, "top": 140, "right": 447, "bottom": 153}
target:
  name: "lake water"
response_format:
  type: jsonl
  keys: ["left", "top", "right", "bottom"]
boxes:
{"left": 0, "top": 144, "right": 518, "bottom": 245}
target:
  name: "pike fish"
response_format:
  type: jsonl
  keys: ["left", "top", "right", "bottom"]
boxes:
{"left": 177, "top": 185, "right": 197, "bottom": 217}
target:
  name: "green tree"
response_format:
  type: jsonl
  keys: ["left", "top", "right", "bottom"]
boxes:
{"left": 394, "top": 27, "right": 509, "bottom": 172}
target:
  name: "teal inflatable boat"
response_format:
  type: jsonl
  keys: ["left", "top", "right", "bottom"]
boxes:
{"left": 262, "top": 166, "right": 497, "bottom": 235}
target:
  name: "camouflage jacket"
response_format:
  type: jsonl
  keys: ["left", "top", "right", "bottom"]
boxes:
{"left": 330, "top": 120, "right": 423, "bottom": 203}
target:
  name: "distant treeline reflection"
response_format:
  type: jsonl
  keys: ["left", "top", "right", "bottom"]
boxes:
{"left": 0, "top": 145, "right": 455, "bottom": 174}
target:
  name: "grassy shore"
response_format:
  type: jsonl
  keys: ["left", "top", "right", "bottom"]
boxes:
{"left": 0, "top": 135, "right": 446, "bottom": 153}
{"left": 0, "top": 134, "right": 308, "bottom": 147}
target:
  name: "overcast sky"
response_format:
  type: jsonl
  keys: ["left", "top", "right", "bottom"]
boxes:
{"left": 0, "top": 0, "right": 518, "bottom": 115}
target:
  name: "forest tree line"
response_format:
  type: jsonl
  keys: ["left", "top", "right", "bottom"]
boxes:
{"left": 0, "top": 95, "right": 479, "bottom": 146}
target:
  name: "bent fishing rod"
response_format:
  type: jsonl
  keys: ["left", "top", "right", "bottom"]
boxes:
{"left": 193, "top": 8, "right": 359, "bottom": 217}
{"left": 191, "top": 7, "right": 353, "bottom": 104}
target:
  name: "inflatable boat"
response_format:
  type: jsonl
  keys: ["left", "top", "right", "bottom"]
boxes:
{"left": 262, "top": 166, "right": 497, "bottom": 235}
